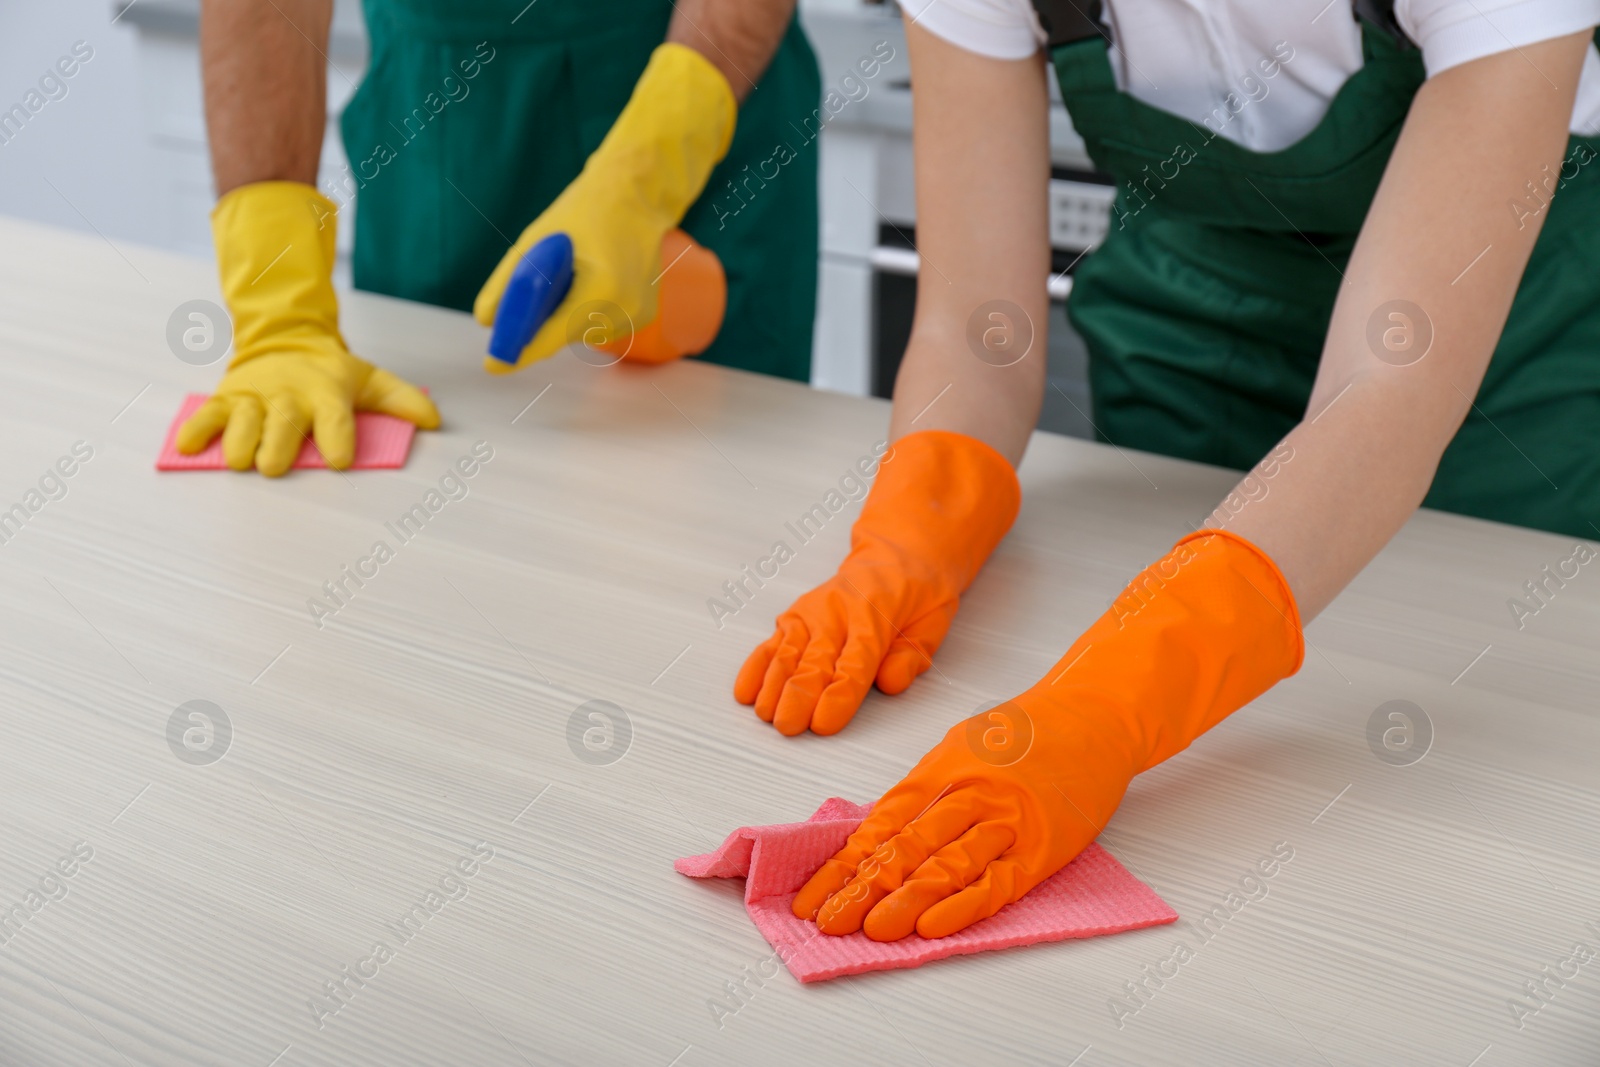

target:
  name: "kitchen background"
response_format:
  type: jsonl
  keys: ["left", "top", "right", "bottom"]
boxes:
{"left": 0, "top": 0, "right": 1117, "bottom": 438}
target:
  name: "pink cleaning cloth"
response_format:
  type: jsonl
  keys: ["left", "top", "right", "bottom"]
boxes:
{"left": 156, "top": 393, "right": 421, "bottom": 471}
{"left": 675, "top": 798, "right": 1177, "bottom": 983}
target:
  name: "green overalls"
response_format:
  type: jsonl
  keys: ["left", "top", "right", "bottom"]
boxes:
{"left": 339, "top": 0, "right": 822, "bottom": 382}
{"left": 1053, "top": 23, "right": 1600, "bottom": 537}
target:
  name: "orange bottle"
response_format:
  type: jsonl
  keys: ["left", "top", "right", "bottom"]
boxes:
{"left": 598, "top": 229, "right": 727, "bottom": 364}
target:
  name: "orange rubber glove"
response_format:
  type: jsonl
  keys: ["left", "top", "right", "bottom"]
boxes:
{"left": 792, "top": 529, "right": 1304, "bottom": 941}
{"left": 734, "top": 431, "right": 1021, "bottom": 736}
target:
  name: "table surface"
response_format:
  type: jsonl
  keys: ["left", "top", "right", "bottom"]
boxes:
{"left": 1, "top": 217, "right": 1597, "bottom": 1067}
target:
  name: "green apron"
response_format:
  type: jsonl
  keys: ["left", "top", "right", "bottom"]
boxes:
{"left": 340, "top": 0, "right": 821, "bottom": 382}
{"left": 1053, "top": 24, "right": 1600, "bottom": 538}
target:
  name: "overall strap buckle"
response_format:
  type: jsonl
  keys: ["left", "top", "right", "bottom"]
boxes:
{"left": 1029, "top": 0, "right": 1109, "bottom": 48}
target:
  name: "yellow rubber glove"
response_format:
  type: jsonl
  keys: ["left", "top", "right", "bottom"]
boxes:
{"left": 471, "top": 43, "right": 736, "bottom": 373}
{"left": 177, "top": 181, "right": 439, "bottom": 476}
{"left": 793, "top": 530, "right": 1304, "bottom": 941}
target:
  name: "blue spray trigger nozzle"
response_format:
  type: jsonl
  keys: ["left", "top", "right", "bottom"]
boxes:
{"left": 487, "top": 232, "right": 575, "bottom": 364}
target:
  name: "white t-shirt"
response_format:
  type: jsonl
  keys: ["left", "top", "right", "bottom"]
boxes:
{"left": 897, "top": 0, "right": 1600, "bottom": 148}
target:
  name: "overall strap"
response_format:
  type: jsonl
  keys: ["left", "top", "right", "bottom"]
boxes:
{"left": 1353, "top": 0, "right": 1417, "bottom": 49}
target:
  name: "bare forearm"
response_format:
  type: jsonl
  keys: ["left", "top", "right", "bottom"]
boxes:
{"left": 668, "top": 0, "right": 796, "bottom": 102}
{"left": 889, "top": 22, "right": 1052, "bottom": 465}
{"left": 1216, "top": 376, "right": 1460, "bottom": 621}
{"left": 1217, "top": 33, "right": 1590, "bottom": 619}
{"left": 200, "top": 0, "right": 330, "bottom": 195}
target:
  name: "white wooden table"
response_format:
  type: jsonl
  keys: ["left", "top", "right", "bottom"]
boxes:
{"left": 1, "top": 218, "right": 1597, "bottom": 1066}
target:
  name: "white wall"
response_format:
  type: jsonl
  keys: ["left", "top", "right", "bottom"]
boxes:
{"left": 0, "top": 1, "right": 163, "bottom": 247}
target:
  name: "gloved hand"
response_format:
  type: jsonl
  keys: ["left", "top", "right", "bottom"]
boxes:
{"left": 734, "top": 431, "right": 1021, "bottom": 736}
{"left": 793, "top": 529, "right": 1304, "bottom": 941}
{"left": 472, "top": 43, "right": 736, "bottom": 373}
{"left": 176, "top": 181, "right": 439, "bottom": 476}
